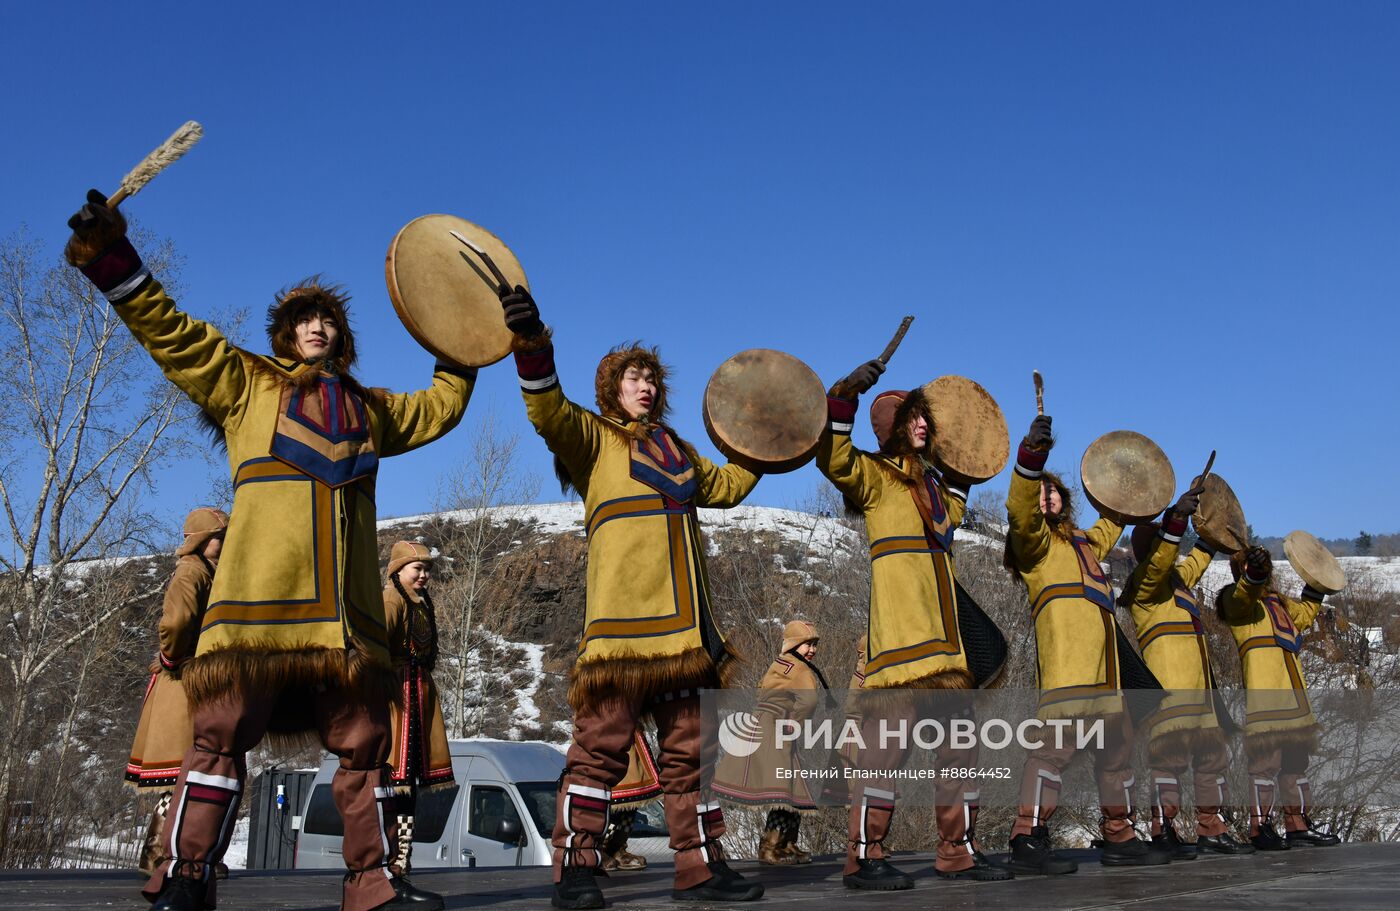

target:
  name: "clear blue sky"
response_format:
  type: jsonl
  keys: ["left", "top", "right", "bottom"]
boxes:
{"left": 3, "top": 1, "right": 1396, "bottom": 540}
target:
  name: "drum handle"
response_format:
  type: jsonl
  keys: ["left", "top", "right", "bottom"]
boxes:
{"left": 876, "top": 316, "right": 915, "bottom": 365}
{"left": 1032, "top": 370, "right": 1044, "bottom": 415}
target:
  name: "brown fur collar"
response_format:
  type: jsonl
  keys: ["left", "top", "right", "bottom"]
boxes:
{"left": 182, "top": 645, "right": 399, "bottom": 733}
{"left": 567, "top": 645, "right": 735, "bottom": 711}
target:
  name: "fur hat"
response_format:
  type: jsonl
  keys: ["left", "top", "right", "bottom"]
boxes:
{"left": 594, "top": 342, "right": 670, "bottom": 423}
{"left": 266, "top": 279, "right": 357, "bottom": 372}
{"left": 176, "top": 507, "right": 228, "bottom": 556}
{"left": 780, "top": 619, "right": 818, "bottom": 654}
{"left": 387, "top": 540, "right": 434, "bottom": 577}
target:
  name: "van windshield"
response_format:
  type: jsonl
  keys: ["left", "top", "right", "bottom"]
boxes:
{"left": 514, "top": 781, "right": 557, "bottom": 837}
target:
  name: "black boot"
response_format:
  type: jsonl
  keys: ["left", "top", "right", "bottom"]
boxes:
{"left": 937, "top": 850, "right": 1015, "bottom": 882}
{"left": 390, "top": 874, "right": 445, "bottom": 909}
{"left": 1196, "top": 833, "right": 1257, "bottom": 855}
{"left": 1151, "top": 823, "right": 1197, "bottom": 860}
{"left": 1008, "top": 826, "right": 1077, "bottom": 875}
{"left": 842, "top": 858, "right": 913, "bottom": 890}
{"left": 673, "top": 860, "right": 764, "bottom": 901}
{"left": 1099, "top": 836, "right": 1172, "bottom": 867}
{"left": 151, "top": 876, "right": 207, "bottom": 911}
{"left": 552, "top": 866, "right": 605, "bottom": 910}
{"left": 1285, "top": 824, "right": 1341, "bottom": 848}
{"left": 1250, "top": 823, "right": 1290, "bottom": 852}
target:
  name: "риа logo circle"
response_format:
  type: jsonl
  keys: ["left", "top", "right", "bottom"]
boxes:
{"left": 718, "top": 711, "right": 764, "bottom": 758}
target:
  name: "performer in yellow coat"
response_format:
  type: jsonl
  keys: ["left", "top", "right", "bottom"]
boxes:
{"left": 1217, "top": 546, "right": 1341, "bottom": 850}
{"left": 1004, "top": 414, "right": 1170, "bottom": 873}
{"left": 128, "top": 508, "right": 227, "bottom": 878}
{"left": 498, "top": 286, "right": 764, "bottom": 907}
{"left": 714, "top": 620, "right": 826, "bottom": 866}
{"left": 816, "top": 360, "right": 1012, "bottom": 888}
{"left": 1120, "top": 495, "right": 1254, "bottom": 857}
{"left": 66, "top": 191, "right": 474, "bottom": 911}
{"left": 379, "top": 541, "right": 452, "bottom": 910}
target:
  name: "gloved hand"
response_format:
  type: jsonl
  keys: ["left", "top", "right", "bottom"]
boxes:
{"left": 499, "top": 283, "right": 543, "bottom": 337}
{"left": 1245, "top": 545, "right": 1272, "bottom": 581}
{"left": 1024, "top": 414, "right": 1054, "bottom": 451}
{"left": 834, "top": 359, "right": 886, "bottom": 397}
{"left": 1169, "top": 486, "right": 1202, "bottom": 518}
{"left": 64, "top": 189, "right": 127, "bottom": 266}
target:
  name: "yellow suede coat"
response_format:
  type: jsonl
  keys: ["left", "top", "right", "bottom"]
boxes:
{"left": 816, "top": 431, "right": 973, "bottom": 689}
{"left": 1219, "top": 579, "right": 1321, "bottom": 734}
{"left": 1006, "top": 470, "right": 1125, "bottom": 716}
{"left": 519, "top": 372, "right": 758, "bottom": 704}
{"left": 384, "top": 584, "right": 452, "bottom": 790}
{"left": 1122, "top": 539, "right": 1218, "bottom": 736}
{"left": 111, "top": 278, "right": 473, "bottom": 694}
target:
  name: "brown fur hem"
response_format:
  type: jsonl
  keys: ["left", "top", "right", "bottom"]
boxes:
{"left": 182, "top": 645, "right": 399, "bottom": 731}
{"left": 510, "top": 327, "right": 553, "bottom": 353}
{"left": 1244, "top": 726, "right": 1320, "bottom": 759}
{"left": 567, "top": 646, "right": 732, "bottom": 711}
{"left": 1146, "top": 728, "right": 1196, "bottom": 766}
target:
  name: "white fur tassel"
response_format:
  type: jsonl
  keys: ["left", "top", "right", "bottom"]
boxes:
{"left": 110, "top": 120, "right": 204, "bottom": 207}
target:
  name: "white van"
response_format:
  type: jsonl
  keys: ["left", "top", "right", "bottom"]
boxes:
{"left": 295, "top": 739, "right": 563, "bottom": 869}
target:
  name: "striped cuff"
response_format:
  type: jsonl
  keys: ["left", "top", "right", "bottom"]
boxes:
{"left": 514, "top": 344, "right": 558, "bottom": 393}
{"left": 1245, "top": 567, "right": 1270, "bottom": 585}
{"left": 79, "top": 237, "right": 150, "bottom": 302}
{"left": 1014, "top": 442, "right": 1048, "bottom": 478}
{"left": 1192, "top": 541, "right": 1216, "bottom": 559}
{"left": 943, "top": 478, "right": 969, "bottom": 502}
{"left": 1160, "top": 512, "right": 1188, "bottom": 542}
{"left": 1301, "top": 585, "right": 1326, "bottom": 603}
{"left": 827, "top": 395, "right": 857, "bottom": 434}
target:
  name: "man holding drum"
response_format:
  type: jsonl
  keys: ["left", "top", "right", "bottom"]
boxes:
{"left": 817, "top": 360, "right": 1013, "bottom": 888}
{"left": 65, "top": 192, "right": 476, "bottom": 911}
{"left": 1217, "top": 545, "right": 1342, "bottom": 850}
{"left": 497, "top": 286, "right": 765, "bottom": 907}
{"left": 1003, "top": 415, "right": 1172, "bottom": 872}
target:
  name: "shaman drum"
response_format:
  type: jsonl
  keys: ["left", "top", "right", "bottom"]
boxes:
{"left": 1284, "top": 530, "right": 1347, "bottom": 594}
{"left": 921, "top": 376, "right": 1010, "bottom": 484}
{"left": 702, "top": 349, "right": 826, "bottom": 474}
{"left": 1080, "top": 430, "right": 1175, "bottom": 525}
{"left": 385, "top": 214, "right": 527, "bottom": 368}
{"left": 1193, "top": 473, "right": 1248, "bottom": 554}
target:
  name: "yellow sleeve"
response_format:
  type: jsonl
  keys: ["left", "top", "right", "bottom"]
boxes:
{"left": 815, "top": 394, "right": 881, "bottom": 510}
{"left": 694, "top": 454, "right": 760, "bottom": 509}
{"left": 157, "top": 560, "right": 209, "bottom": 666}
{"left": 111, "top": 277, "right": 251, "bottom": 427}
{"left": 942, "top": 475, "right": 969, "bottom": 528}
{"left": 523, "top": 383, "right": 606, "bottom": 490}
{"left": 1085, "top": 515, "right": 1126, "bottom": 563}
{"left": 1285, "top": 592, "right": 1323, "bottom": 631}
{"left": 1219, "top": 580, "right": 1265, "bottom": 626}
{"left": 1177, "top": 545, "right": 1214, "bottom": 589}
{"left": 1129, "top": 532, "right": 1179, "bottom": 607}
{"left": 1006, "top": 469, "right": 1051, "bottom": 572}
{"left": 377, "top": 365, "right": 476, "bottom": 457}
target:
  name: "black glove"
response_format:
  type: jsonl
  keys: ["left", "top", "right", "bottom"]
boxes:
{"left": 1169, "top": 487, "right": 1202, "bottom": 518}
{"left": 499, "top": 283, "right": 543, "bottom": 337}
{"left": 835, "top": 359, "right": 885, "bottom": 396}
{"left": 1024, "top": 414, "right": 1054, "bottom": 451}
{"left": 1245, "top": 546, "right": 1272, "bottom": 581}
{"left": 64, "top": 188, "right": 127, "bottom": 266}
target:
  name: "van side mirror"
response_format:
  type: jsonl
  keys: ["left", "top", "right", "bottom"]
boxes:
{"left": 497, "top": 816, "right": 524, "bottom": 845}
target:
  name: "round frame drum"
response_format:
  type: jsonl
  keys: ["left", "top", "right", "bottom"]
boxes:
{"left": 1080, "top": 430, "right": 1175, "bottom": 525}
{"left": 1284, "top": 530, "right": 1347, "bottom": 594}
{"left": 920, "top": 376, "right": 1009, "bottom": 484}
{"left": 702, "top": 349, "right": 826, "bottom": 474}
{"left": 385, "top": 214, "right": 526, "bottom": 368}
{"left": 1193, "top": 474, "right": 1248, "bottom": 554}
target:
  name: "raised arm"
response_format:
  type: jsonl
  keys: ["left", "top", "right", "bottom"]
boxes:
{"left": 1285, "top": 585, "right": 1326, "bottom": 632}
{"left": 814, "top": 360, "right": 887, "bottom": 510}
{"left": 693, "top": 452, "right": 760, "bottom": 509}
{"left": 1219, "top": 546, "right": 1271, "bottom": 625}
{"left": 1005, "top": 415, "right": 1055, "bottom": 572}
{"left": 377, "top": 363, "right": 477, "bottom": 457}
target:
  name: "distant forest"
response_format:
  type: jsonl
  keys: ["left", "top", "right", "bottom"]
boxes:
{"left": 1255, "top": 530, "right": 1400, "bottom": 559}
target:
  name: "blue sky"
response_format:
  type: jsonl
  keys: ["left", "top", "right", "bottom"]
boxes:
{"left": 2, "top": 1, "right": 1396, "bottom": 541}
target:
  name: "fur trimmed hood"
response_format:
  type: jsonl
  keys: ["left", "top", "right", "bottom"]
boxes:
{"left": 871, "top": 387, "right": 935, "bottom": 457}
{"left": 266, "top": 279, "right": 359, "bottom": 375}
{"left": 594, "top": 342, "right": 670, "bottom": 424}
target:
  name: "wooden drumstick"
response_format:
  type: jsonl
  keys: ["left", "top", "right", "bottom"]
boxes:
{"left": 1032, "top": 370, "right": 1044, "bottom": 415}
{"left": 1195, "top": 449, "right": 1216, "bottom": 492}
{"left": 105, "top": 121, "right": 204, "bottom": 209}
{"left": 877, "top": 316, "right": 915, "bottom": 365}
